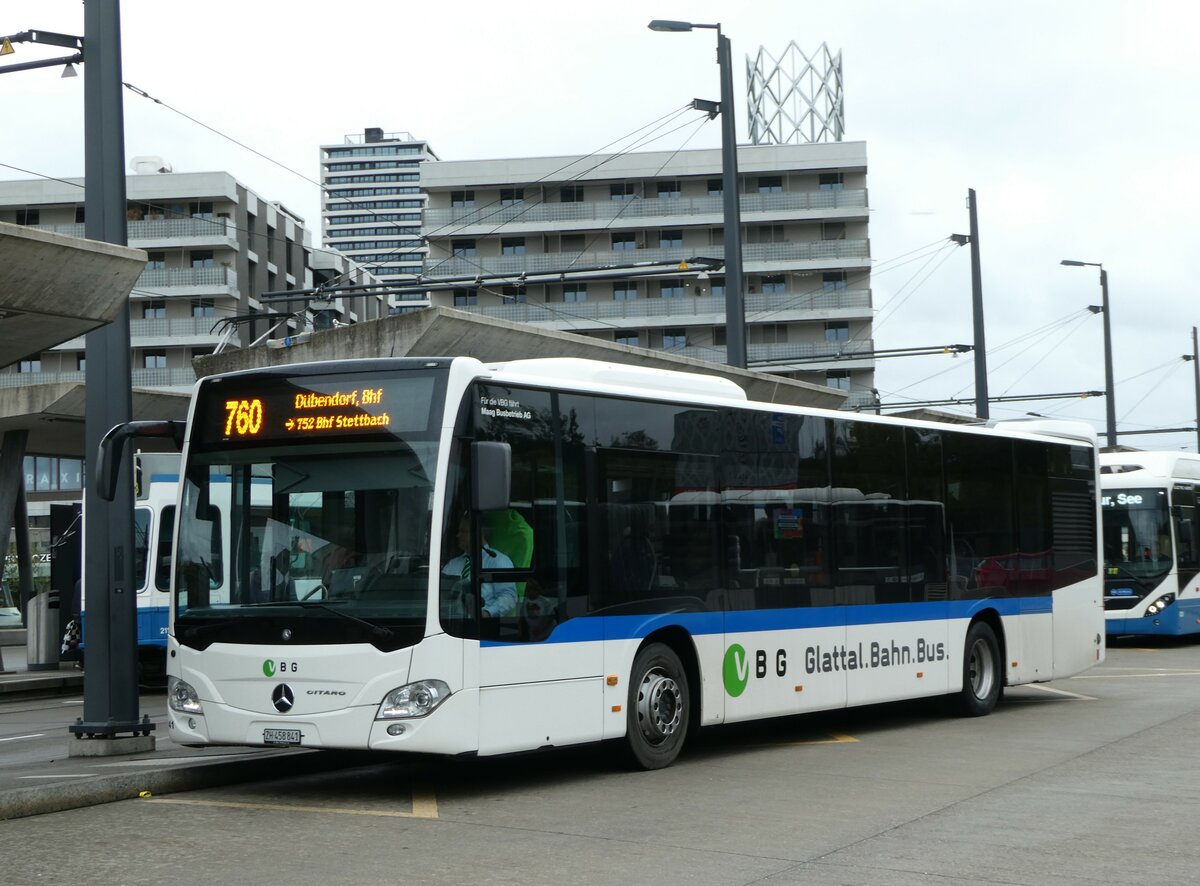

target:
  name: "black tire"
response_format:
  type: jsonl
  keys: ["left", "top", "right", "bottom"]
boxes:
{"left": 625, "top": 642, "right": 690, "bottom": 770}
{"left": 952, "top": 621, "right": 1002, "bottom": 716}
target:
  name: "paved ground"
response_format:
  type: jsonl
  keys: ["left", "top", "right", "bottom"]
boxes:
{"left": 2, "top": 635, "right": 1198, "bottom": 884}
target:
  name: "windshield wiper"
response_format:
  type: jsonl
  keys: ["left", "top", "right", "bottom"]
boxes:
{"left": 294, "top": 601, "right": 395, "bottom": 641}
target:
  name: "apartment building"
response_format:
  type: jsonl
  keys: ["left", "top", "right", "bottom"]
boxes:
{"left": 320, "top": 128, "right": 439, "bottom": 314}
{"left": 419, "top": 141, "right": 875, "bottom": 406}
{"left": 0, "top": 167, "right": 385, "bottom": 392}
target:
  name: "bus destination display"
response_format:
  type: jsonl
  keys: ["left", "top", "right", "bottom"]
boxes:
{"left": 202, "top": 372, "right": 438, "bottom": 446}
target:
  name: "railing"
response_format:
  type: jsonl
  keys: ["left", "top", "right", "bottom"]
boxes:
{"left": 135, "top": 266, "right": 237, "bottom": 289}
{"left": 423, "top": 189, "right": 867, "bottom": 230}
{"left": 32, "top": 217, "right": 235, "bottom": 242}
{"left": 424, "top": 240, "right": 869, "bottom": 279}
{"left": 130, "top": 317, "right": 223, "bottom": 338}
{"left": 456, "top": 289, "right": 872, "bottom": 326}
{"left": 0, "top": 367, "right": 197, "bottom": 389}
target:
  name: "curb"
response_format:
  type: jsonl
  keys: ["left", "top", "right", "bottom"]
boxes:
{"left": 0, "top": 748, "right": 380, "bottom": 821}
{"left": 0, "top": 672, "right": 84, "bottom": 700}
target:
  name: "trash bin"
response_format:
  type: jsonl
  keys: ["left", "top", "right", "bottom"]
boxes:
{"left": 26, "top": 590, "right": 60, "bottom": 671}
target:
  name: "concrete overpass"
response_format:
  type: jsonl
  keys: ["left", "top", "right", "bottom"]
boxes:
{"left": 197, "top": 305, "right": 849, "bottom": 409}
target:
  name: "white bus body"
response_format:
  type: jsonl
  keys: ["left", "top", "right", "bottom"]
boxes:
{"left": 136, "top": 357, "right": 1105, "bottom": 768}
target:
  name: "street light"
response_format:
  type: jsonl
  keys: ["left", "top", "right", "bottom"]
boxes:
{"left": 1062, "top": 259, "right": 1116, "bottom": 447}
{"left": 648, "top": 19, "right": 747, "bottom": 369}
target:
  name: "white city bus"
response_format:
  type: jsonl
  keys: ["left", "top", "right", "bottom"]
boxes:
{"left": 99, "top": 357, "right": 1104, "bottom": 768}
{"left": 1100, "top": 450, "right": 1200, "bottom": 636}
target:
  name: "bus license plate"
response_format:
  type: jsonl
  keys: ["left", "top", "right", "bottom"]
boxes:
{"left": 263, "top": 728, "right": 301, "bottom": 746}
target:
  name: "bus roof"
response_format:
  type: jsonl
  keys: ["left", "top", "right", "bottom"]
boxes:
{"left": 1100, "top": 450, "right": 1200, "bottom": 484}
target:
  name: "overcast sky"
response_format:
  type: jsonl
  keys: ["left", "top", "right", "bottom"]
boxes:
{"left": 5, "top": 0, "right": 1199, "bottom": 450}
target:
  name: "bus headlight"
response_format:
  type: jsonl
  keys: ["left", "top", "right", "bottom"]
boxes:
{"left": 168, "top": 676, "right": 203, "bottom": 715}
{"left": 1145, "top": 593, "right": 1176, "bottom": 616}
{"left": 376, "top": 680, "right": 450, "bottom": 719}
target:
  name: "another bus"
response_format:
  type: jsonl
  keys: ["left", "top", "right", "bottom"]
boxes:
{"left": 99, "top": 357, "right": 1104, "bottom": 769}
{"left": 1100, "top": 450, "right": 1200, "bottom": 636}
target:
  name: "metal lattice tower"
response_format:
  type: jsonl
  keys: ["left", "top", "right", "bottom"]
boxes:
{"left": 747, "top": 42, "right": 844, "bottom": 145}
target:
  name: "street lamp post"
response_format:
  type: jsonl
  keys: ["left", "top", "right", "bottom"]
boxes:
{"left": 648, "top": 19, "right": 746, "bottom": 369}
{"left": 1062, "top": 260, "right": 1116, "bottom": 448}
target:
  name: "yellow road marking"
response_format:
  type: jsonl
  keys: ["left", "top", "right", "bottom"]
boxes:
{"left": 146, "top": 786, "right": 439, "bottom": 819}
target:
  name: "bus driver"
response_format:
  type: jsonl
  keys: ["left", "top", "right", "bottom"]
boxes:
{"left": 442, "top": 513, "right": 517, "bottom": 618}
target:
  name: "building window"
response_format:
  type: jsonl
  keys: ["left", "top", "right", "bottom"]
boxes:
{"left": 18, "top": 356, "right": 41, "bottom": 373}
{"left": 15, "top": 209, "right": 39, "bottom": 226}
{"left": 752, "top": 224, "right": 786, "bottom": 244}
{"left": 759, "top": 323, "right": 789, "bottom": 344}
{"left": 757, "top": 176, "right": 783, "bottom": 193}
{"left": 451, "top": 238, "right": 477, "bottom": 257}
{"left": 500, "top": 188, "right": 524, "bottom": 206}
{"left": 560, "top": 185, "right": 584, "bottom": 203}
{"left": 613, "top": 284, "right": 637, "bottom": 301}
{"left": 819, "top": 172, "right": 844, "bottom": 191}
{"left": 760, "top": 274, "right": 786, "bottom": 294}
{"left": 76, "top": 354, "right": 86, "bottom": 372}
{"left": 74, "top": 206, "right": 85, "bottom": 224}
{"left": 246, "top": 212, "right": 256, "bottom": 252}
{"left": 142, "top": 300, "right": 166, "bottom": 319}
{"left": 560, "top": 234, "right": 585, "bottom": 252}
{"left": 189, "top": 201, "right": 214, "bottom": 220}
{"left": 451, "top": 190, "right": 475, "bottom": 209}
{"left": 502, "top": 285, "right": 527, "bottom": 304}
{"left": 266, "top": 226, "right": 275, "bottom": 262}
{"left": 146, "top": 252, "right": 166, "bottom": 271}
{"left": 191, "top": 298, "right": 215, "bottom": 318}
{"left": 610, "top": 183, "right": 636, "bottom": 202}
{"left": 707, "top": 179, "right": 723, "bottom": 197}
{"left": 611, "top": 233, "right": 636, "bottom": 251}
{"left": 190, "top": 250, "right": 214, "bottom": 268}
{"left": 713, "top": 327, "right": 727, "bottom": 347}
{"left": 501, "top": 237, "right": 526, "bottom": 256}
{"left": 659, "top": 279, "right": 685, "bottom": 299}
{"left": 143, "top": 350, "right": 167, "bottom": 369}
{"left": 659, "top": 230, "right": 683, "bottom": 249}
{"left": 710, "top": 276, "right": 726, "bottom": 298}
{"left": 564, "top": 284, "right": 588, "bottom": 303}
{"left": 662, "top": 328, "right": 687, "bottom": 350}
{"left": 656, "top": 181, "right": 681, "bottom": 199}
{"left": 615, "top": 332, "right": 640, "bottom": 347}
{"left": 826, "top": 370, "right": 851, "bottom": 391}
{"left": 825, "top": 321, "right": 850, "bottom": 342}
{"left": 453, "top": 288, "right": 478, "bottom": 307}
{"left": 822, "top": 271, "right": 848, "bottom": 290}
{"left": 822, "top": 222, "right": 846, "bottom": 241}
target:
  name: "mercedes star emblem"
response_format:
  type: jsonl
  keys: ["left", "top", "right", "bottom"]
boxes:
{"left": 272, "top": 683, "right": 295, "bottom": 713}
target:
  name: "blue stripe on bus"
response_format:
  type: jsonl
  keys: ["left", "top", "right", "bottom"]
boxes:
{"left": 483, "top": 595, "right": 1052, "bottom": 646}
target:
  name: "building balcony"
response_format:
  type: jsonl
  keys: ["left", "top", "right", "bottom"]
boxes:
{"left": 34, "top": 216, "right": 238, "bottom": 248}
{"left": 0, "top": 367, "right": 197, "bottom": 390}
{"left": 423, "top": 189, "right": 867, "bottom": 233}
{"left": 135, "top": 265, "right": 238, "bottom": 294}
{"left": 52, "top": 316, "right": 225, "bottom": 350}
{"left": 677, "top": 338, "right": 874, "bottom": 368}
{"left": 451, "top": 289, "right": 872, "bottom": 330}
{"left": 424, "top": 240, "right": 869, "bottom": 279}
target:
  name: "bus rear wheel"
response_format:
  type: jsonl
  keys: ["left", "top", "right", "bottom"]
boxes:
{"left": 625, "top": 643, "right": 689, "bottom": 770}
{"left": 952, "top": 621, "right": 1002, "bottom": 716}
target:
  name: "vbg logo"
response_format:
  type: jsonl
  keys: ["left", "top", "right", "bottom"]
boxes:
{"left": 723, "top": 643, "right": 788, "bottom": 697}
{"left": 723, "top": 644, "right": 749, "bottom": 697}
{"left": 263, "top": 659, "right": 276, "bottom": 677}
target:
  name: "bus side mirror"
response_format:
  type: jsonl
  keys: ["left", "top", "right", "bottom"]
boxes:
{"left": 96, "top": 420, "right": 186, "bottom": 501}
{"left": 471, "top": 441, "right": 511, "bottom": 512}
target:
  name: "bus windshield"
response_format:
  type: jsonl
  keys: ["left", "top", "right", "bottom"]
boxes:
{"left": 1102, "top": 487, "right": 1172, "bottom": 583}
{"left": 174, "top": 442, "right": 438, "bottom": 649}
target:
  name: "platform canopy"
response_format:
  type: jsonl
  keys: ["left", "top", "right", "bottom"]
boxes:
{"left": 0, "top": 220, "right": 147, "bottom": 366}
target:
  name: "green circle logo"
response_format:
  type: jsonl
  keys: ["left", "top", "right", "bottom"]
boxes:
{"left": 723, "top": 644, "right": 749, "bottom": 697}
{"left": 262, "top": 659, "right": 276, "bottom": 677}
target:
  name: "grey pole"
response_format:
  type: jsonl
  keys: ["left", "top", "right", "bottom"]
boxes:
{"left": 73, "top": 0, "right": 147, "bottom": 740}
{"left": 968, "top": 189, "right": 988, "bottom": 419}
{"left": 716, "top": 28, "right": 747, "bottom": 369}
{"left": 1193, "top": 326, "right": 1199, "bottom": 453}
{"left": 1099, "top": 268, "right": 1116, "bottom": 449}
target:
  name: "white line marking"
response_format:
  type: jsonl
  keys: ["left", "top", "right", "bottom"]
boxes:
{"left": 1073, "top": 670, "right": 1200, "bottom": 679}
{"left": 18, "top": 774, "right": 98, "bottom": 780}
{"left": 0, "top": 733, "right": 46, "bottom": 743}
{"left": 1019, "top": 684, "right": 1096, "bottom": 700}
{"left": 148, "top": 786, "right": 440, "bottom": 819}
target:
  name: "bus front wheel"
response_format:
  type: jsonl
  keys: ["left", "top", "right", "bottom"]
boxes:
{"left": 625, "top": 643, "right": 689, "bottom": 770}
{"left": 953, "top": 621, "right": 1002, "bottom": 716}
